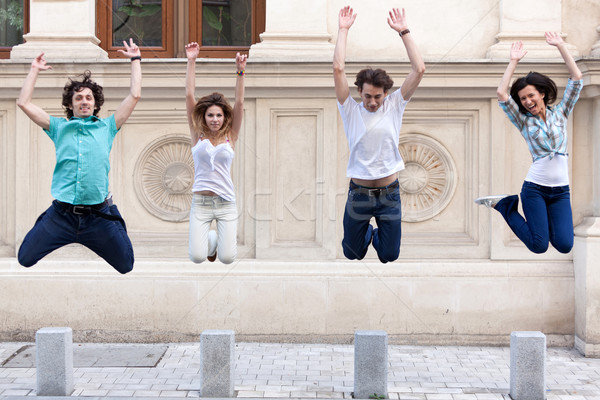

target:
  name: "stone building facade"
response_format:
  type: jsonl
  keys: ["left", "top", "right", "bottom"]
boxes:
{"left": 1, "top": 0, "right": 600, "bottom": 355}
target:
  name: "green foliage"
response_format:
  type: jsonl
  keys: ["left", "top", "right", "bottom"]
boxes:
{"left": 118, "top": 1, "right": 161, "bottom": 18}
{"left": 0, "top": 0, "right": 24, "bottom": 30}
{"left": 369, "top": 394, "right": 386, "bottom": 400}
{"left": 203, "top": 6, "right": 223, "bottom": 32}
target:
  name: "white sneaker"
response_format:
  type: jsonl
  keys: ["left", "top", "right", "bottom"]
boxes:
{"left": 207, "top": 230, "right": 217, "bottom": 262}
{"left": 474, "top": 195, "right": 508, "bottom": 209}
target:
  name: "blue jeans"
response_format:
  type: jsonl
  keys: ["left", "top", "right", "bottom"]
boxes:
{"left": 18, "top": 200, "right": 134, "bottom": 274}
{"left": 342, "top": 180, "right": 402, "bottom": 263}
{"left": 494, "top": 181, "right": 573, "bottom": 254}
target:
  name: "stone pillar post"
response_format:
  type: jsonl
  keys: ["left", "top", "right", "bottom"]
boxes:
{"left": 509, "top": 331, "right": 546, "bottom": 400}
{"left": 354, "top": 330, "right": 388, "bottom": 400}
{"left": 249, "top": 0, "right": 334, "bottom": 60}
{"left": 573, "top": 98, "right": 600, "bottom": 357}
{"left": 486, "top": 0, "right": 578, "bottom": 59}
{"left": 36, "top": 327, "right": 74, "bottom": 396}
{"left": 11, "top": 0, "right": 107, "bottom": 60}
{"left": 199, "top": 330, "right": 235, "bottom": 397}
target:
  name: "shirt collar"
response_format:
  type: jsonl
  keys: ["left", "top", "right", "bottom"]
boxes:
{"left": 69, "top": 115, "right": 100, "bottom": 122}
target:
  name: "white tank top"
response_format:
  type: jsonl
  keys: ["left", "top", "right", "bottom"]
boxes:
{"left": 525, "top": 153, "right": 569, "bottom": 187}
{"left": 191, "top": 138, "right": 236, "bottom": 201}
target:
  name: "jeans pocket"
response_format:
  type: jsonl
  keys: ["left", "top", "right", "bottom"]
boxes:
{"left": 348, "top": 189, "right": 368, "bottom": 204}
{"left": 385, "top": 189, "right": 400, "bottom": 202}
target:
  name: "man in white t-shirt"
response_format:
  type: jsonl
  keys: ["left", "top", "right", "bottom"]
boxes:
{"left": 333, "top": 6, "right": 425, "bottom": 262}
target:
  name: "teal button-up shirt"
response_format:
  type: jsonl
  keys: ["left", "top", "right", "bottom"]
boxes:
{"left": 44, "top": 115, "right": 119, "bottom": 205}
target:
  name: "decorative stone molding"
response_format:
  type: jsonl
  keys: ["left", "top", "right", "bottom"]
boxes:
{"left": 248, "top": 0, "right": 333, "bottom": 60}
{"left": 397, "top": 134, "right": 457, "bottom": 223}
{"left": 134, "top": 135, "right": 194, "bottom": 222}
{"left": 592, "top": 26, "right": 600, "bottom": 58}
{"left": 485, "top": 0, "right": 577, "bottom": 59}
{"left": 11, "top": 0, "right": 107, "bottom": 60}
{"left": 487, "top": 33, "right": 579, "bottom": 59}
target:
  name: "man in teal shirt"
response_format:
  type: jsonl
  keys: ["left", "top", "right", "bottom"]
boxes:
{"left": 16, "top": 39, "right": 142, "bottom": 274}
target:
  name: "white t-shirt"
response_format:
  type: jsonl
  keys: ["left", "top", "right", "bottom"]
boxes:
{"left": 191, "top": 138, "right": 236, "bottom": 201}
{"left": 337, "top": 88, "right": 409, "bottom": 179}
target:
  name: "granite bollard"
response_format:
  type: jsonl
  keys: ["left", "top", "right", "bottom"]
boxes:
{"left": 510, "top": 331, "right": 546, "bottom": 400}
{"left": 354, "top": 330, "right": 388, "bottom": 399}
{"left": 199, "top": 329, "right": 235, "bottom": 397}
{"left": 35, "top": 327, "right": 73, "bottom": 396}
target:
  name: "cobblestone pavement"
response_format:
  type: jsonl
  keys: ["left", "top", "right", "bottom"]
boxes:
{"left": 2, "top": 342, "right": 600, "bottom": 399}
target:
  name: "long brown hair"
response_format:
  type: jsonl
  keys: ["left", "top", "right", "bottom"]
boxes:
{"left": 192, "top": 92, "right": 233, "bottom": 139}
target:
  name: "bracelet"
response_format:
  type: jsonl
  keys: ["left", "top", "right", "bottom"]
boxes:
{"left": 236, "top": 70, "right": 245, "bottom": 76}
{"left": 399, "top": 29, "right": 410, "bottom": 37}
{"left": 130, "top": 56, "right": 142, "bottom": 62}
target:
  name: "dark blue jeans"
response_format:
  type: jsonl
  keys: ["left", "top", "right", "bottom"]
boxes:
{"left": 342, "top": 180, "right": 402, "bottom": 263}
{"left": 494, "top": 181, "right": 573, "bottom": 254}
{"left": 18, "top": 200, "right": 134, "bottom": 274}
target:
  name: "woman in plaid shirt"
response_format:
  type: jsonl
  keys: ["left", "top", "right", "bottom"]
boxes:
{"left": 475, "top": 32, "right": 583, "bottom": 254}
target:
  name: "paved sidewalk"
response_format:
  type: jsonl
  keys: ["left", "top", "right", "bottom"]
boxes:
{"left": 1, "top": 342, "right": 600, "bottom": 399}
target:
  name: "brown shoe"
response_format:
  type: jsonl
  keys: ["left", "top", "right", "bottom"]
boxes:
{"left": 207, "top": 230, "right": 217, "bottom": 262}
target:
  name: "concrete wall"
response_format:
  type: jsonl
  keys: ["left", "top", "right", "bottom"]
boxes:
{"left": 1, "top": 0, "right": 600, "bottom": 349}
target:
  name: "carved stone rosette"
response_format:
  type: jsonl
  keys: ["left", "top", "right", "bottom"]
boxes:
{"left": 397, "top": 134, "right": 457, "bottom": 222}
{"left": 134, "top": 135, "right": 194, "bottom": 222}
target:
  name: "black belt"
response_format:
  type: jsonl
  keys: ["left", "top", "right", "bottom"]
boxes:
{"left": 55, "top": 200, "right": 123, "bottom": 222}
{"left": 349, "top": 180, "right": 399, "bottom": 196}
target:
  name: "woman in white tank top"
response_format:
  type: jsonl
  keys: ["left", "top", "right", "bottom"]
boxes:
{"left": 185, "top": 42, "right": 247, "bottom": 264}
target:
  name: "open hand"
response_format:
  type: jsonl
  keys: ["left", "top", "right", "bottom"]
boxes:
{"left": 338, "top": 6, "right": 357, "bottom": 30}
{"left": 510, "top": 41, "right": 527, "bottom": 61}
{"left": 387, "top": 8, "right": 408, "bottom": 33}
{"left": 545, "top": 32, "right": 564, "bottom": 47}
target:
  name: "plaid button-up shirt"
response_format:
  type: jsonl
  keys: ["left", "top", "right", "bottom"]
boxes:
{"left": 499, "top": 78, "right": 583, "bottom": 162}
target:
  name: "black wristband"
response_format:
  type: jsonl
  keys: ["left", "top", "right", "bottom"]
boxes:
{"left": 399, "top": 29, "right": 410, "bottom": 37}
{"left": 130, "top": 56, "right": 142, "bottom": 61}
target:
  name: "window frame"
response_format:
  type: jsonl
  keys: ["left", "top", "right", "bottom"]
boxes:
{"left": 96, "top": 0, "right": 174, "bottom": 58}
{"left": 96, "top": 0, "right": 264, "bottom": 58}
{"left": 0, "top": 0, "right": 29, "bottom": 59}
{"left": 189, "top": 0, "right": 265, "bottom": 58}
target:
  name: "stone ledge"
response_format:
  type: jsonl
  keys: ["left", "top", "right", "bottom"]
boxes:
{"left": 0, "top": 258, "right": 574, "bottom": 278}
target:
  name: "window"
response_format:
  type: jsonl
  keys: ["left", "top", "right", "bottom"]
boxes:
{"left": 0, "top": 0, "right": 28, "bottom": 59}
{"left": 96, "top": 0, "right": 265, "bottom": 58}
{"left": 97, "top": 0, "right": 174, "bottom": 58}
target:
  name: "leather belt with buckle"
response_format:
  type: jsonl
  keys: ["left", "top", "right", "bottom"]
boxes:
{"left": 349, "top": 180, "right": 399, "bottom": 196}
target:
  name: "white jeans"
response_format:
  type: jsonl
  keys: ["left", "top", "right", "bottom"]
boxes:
{"left": 188, "top": 194, "right": 237, "bottom": 264}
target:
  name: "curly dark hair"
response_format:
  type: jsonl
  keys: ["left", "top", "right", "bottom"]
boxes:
{"left": 510, "top": 72, "right": 557, "bottom": 115}
{"left": 191, "top": 92, "right": 233, "bottom": 139}
{"left": 61, "top": 70, "right": 104, "bottom": 119}
{"left": 354, "top": 68, "right": 394, "bottom": 92}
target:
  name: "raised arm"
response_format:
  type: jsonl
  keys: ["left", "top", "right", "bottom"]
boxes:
{"left": 497, "top": 41, "right": 527, "bottom": 102}
{"left": 16, "top": 53, "right": 52, "bottom": 130}
{"left": 333, "top": 6, "right": 356, "bottom": 104}
{"left": 387, "top": 8, "right": 425, "bottom": 100}
{"left": 185, "top": 42, "right": 200, "bottom": 145}
{"left": 230, "top": 52, "right": 247, "bottom": 147}
{"left": 114, "top": 38, "right": 142, "bottom": 129}
{"left": 545, "top": 32, "right": 583, "bottom": 81}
